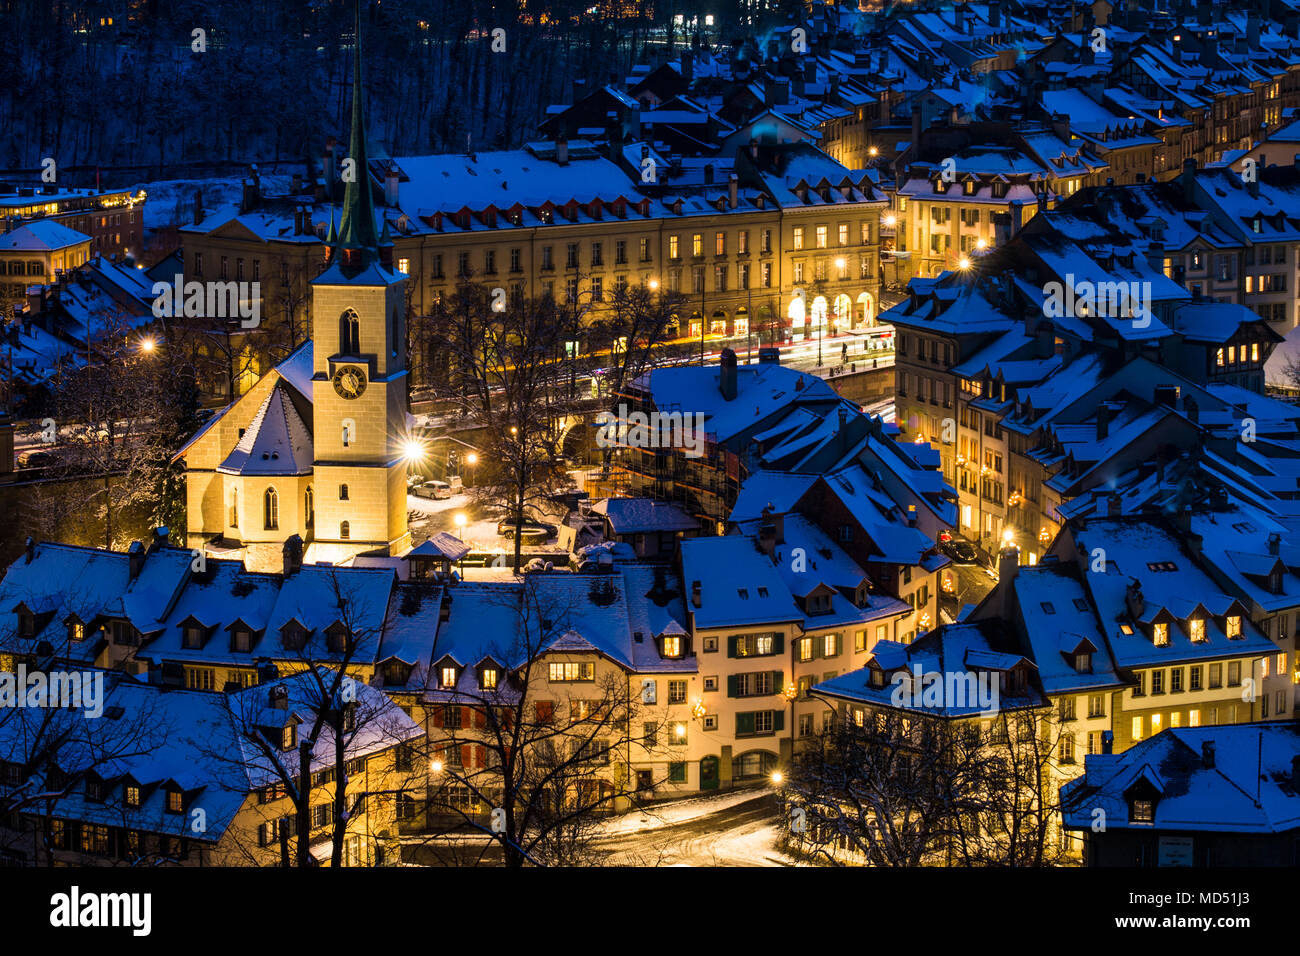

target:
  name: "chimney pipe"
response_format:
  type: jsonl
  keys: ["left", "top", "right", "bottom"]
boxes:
{"left": 719, "top": 348, "right": 738, "bottom": 401}
{"left": 1202, "top": 740, "right": 1215, "bottom": 768}
{"left": 691, "top": 580, "right": 702, "bottom": 608}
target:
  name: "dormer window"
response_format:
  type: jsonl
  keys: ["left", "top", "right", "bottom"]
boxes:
{"left": 183, "top": 624, "right": 205, "bottom": 649}
{"left": 1130, "top": 798, "right": 1154, "bottom": 824}
{"left": 481, "top": 667, "right": 498, "bottom": 690}
{"left": 281, "top": 724, "right": 296, "bottom": 751}
{"left": 1189, "top": 618, "right": 1206, "bottom": 643}
{"left": 326, "top": 624, "right": 351, "bottom": 654}
{"left": 166, "top": 789, "right": 184, "bottom": 814}
{"left": 281, "top": 623, "right": 307, "bottom": 651}
{"left": 1153, "top": 622, "right": 1169, "bottom": 647}
{"left": 125, "top": 784, "right": 141, "bottom": 808}
{"left": 68, "top": 619, "right": 84, "bottom": 642}
{"left": 1225, "top": 615, "right": 1241, "bottom": 639}
{"left": 232, "top": 627, "right": 253, "bottom": 652}
{"left": 17, "top": 610, "right": 34, "bottom": 640}
{"left": 1074, "top": 652, "right": 1092, "bottom": 673}
{"left": 662, "top": 636, "right": 682, "bottom": 658}
{"left": 441, "top": 666, "right": 458, "bottom": 689}
{"left": 85, "top": 777, "right": 105, "bottom": 802}
{"left": 869, "top": 667, "right": 886, "bottom": 688}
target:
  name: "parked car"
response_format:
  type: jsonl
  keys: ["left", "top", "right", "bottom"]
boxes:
{"left": 412, "top": 480, "right": 452, "bottom": 500}
{"left": 496, "top": 517, "right": 557, "bottom": 538}
{"left": 940, "top": 535, "right": 980, "bottom": 564}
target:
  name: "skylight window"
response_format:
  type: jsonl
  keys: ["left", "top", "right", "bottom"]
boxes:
{"left": 1073, "top": 598, "right": 1090, "bottom": 612}
{"left": 1120, "top": 624, "right": 1134, "bottom": 635}
{"left": 738, "top": 588, "right": 749, "bottom": 600}
{"left": 1146, "top": 562, "right": 1177, "bottom": 572}
{"left": 1040, "top": 602, "right": 1056, "bottom": 614}
{"left": 757, "top": 587, "right": 769, "bottom": 599}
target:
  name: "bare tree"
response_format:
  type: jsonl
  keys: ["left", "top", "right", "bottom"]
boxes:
{"left": 417, "top": 575, "right": 675, "bottom": 866}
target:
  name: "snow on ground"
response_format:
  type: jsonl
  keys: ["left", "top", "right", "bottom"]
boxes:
{"left": 405, "top": 491, "right": 566, "bottom": 557}
{"left": 132, "top": 174, "right": 295, "bottom": 232}
{"left": 597, "top": 787, "right": 772, "bottom": 836}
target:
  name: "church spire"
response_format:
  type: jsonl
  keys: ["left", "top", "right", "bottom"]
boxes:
{"left": 335, "top": 0, "right": 381, "bottom": 268}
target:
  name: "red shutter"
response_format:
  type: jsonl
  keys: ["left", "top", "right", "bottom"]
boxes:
{"left": 474, "top": 707, "right": 487, "bottom": 729}
{"left": 461, "top": 745, "right": 473, "bottom": 768}
{"left": 461, "top": 706, "right": 472, "bottom": 728}
{"left": 536, "top": 701, "right": 553, "bottom": 722}
{"left": 475, "top": 745, "right": 486, "bottom": 768}
{"left": 431, "top": 707, "right": 443, "bottom": 728}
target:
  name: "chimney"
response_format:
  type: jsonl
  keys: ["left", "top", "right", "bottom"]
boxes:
{"left": 556, "top": 139, "right": 569, "bottom": 166}
{"left": 728, "top": 173, "right": 738, "bottom": 210}
{"left": 149, "top": 526, "right": 170, "bottom": 553}
{"left": 26, "top": 288, "right": 42, "bottom": 315}
{"left": 996, "top": 547, "right": 1020, "bottom": 616}
{"left": 1108, "top": 491, "right": 1122, "bottom": 517}
{"left": 1246, "top": 177, "right": 1259, "bottom": 199}
{"left": 1096, "top": 402, "right": 1110, "bottom": 441}
{"left": 1181, "top": 158, "right": 1196, "bottom": 203}
{"left": 691, "top": 580, "right": 702, "bottom": 608}
{"left": 283, "top": 534, "right": 304, "bottom": 576}
{"left": 384, "top": 165, "right": 400, "bottom": 206}
{"left": 270, "top": 684, "right": 289, "bottom": 710}
{"left": 192, "top": 188, "right": 204, "bottom": 226}
{"left": 1269, "top": 532, "right": 1281, "bottom": 556}
{"left": 719, "top": 347, "right": 738, "bottom": 401}
{"left": 990, "top": 0, "right": 1002, "bottom": 28}
{"left": 128, "top": 540, "right": 146, "bottom": 580}
{"left": 759, "top": 507, "right": 777, "bottom": 556}
{"left": 1202, "top": 740, "right": 1215, "bottom": 768}
{"left": 1008, "top": 199, "right": 1023, "bottom": 237}
{"left": 1184, "top": 395, "right": 1198, "bottom": 423}
{"left": 680, "top": 49, "right": 694, "bottom": 83}
{"left": 291, "top": 172, "right": 303, "bottom": 193}
{"left": 24, "top": 535, "right": 34, "bottom": 564}
{"left": 1125, "top": 579, "right": 1145, "bottom": 619}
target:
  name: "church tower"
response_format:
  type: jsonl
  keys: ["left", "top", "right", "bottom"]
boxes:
{"left": 309, "top": 1, "right": 411, "bottom": 560}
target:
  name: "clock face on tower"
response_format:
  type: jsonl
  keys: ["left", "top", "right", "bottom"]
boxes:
{"left": 331, "top": 364, "right": 367, "bottom": 400}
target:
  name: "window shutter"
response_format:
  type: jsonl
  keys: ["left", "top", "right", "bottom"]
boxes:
{"left": 431, "top": 707, "right": 443, "bottom": 728}
{"left": 727, "top": 675, "right": 739, "bottom": 698}
{"left": 772, "top": 671, "right": 784, "bottom": 696}
{"left": 736, "top": 712, "right": 755, "bottom": 736}
{"left": 727, "top": 635, "right": 738, "bottom": 658}
{"left": 474, "top": 707, "right": 487, "bottom": 729}
{"left": 461, "top": 744, "right": 473, "bottom": 767}
{"left": 773, "top": 633, "right": 785, "bottom": 654}
{"left": 475, "top": 745, "right": 486, "bottom": 768}
{"left": 461, "top": 706, "right": 472, "bottom": 728}
{"left": 773, "top": 709, "right": 785, "bottom": 732}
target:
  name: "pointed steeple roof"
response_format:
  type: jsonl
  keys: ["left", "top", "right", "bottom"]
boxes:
{"left": 335, "top": 0, "right": 381, "bottom": 263}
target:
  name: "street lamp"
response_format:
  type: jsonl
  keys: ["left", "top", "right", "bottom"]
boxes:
{"left": 647, "top": 278, "right": 660, "bottom": 291}
{"left": 138, "top": 336, "right": 156, "bottom": 355}
{"left": 771, "top": 770, "right": 784, "bottom": 785}
{"left": 466, "top": 451, "right": 478, "bottom": 489}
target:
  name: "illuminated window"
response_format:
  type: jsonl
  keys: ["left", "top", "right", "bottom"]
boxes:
{"left": 662, "top": 636, "right": 682, "bottom": 658}
{"left": 548, "top": 661, "right": 594, "bottom": 682}
{"left": 823, "top": 633, "right": 839, "bottom": 657}
{"left": 1153, "top": 622, "right": 1169, "bottom": 646}
{"left": 793, "top": 227, "right": 804, "bottom": 250}
{"left": 691, "top": 234, "right": 702, "bottom": 256}
{"left": 1225, "top": 615, "right": 1241, "bottom": 639}
{"left": 481, "top": 667, "right": 497, "bottom": 690}
{"left": 280, "top": 725, "right": 296, "bottom": 751}
{"left": 441, "top": 666, "right": 458, "bottom": 688}
{"left": 1189, "top": 617, "right": 1206, "bottom": 642}
{"left": 1131, "top": 716, "right": 1143, "bottom": 741}
{"left": 815, "top": 225, "right": 827, "bottom": 248}
{"left": 1189, "top": 709, "right": 1200, "bottom": 726}
{"left": 125, "top": 785, "right": 140, "bottom": 808}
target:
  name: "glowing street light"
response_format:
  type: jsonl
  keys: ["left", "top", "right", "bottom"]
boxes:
{"left": 1001, "top": 527, "right": 1016, "bottom": 547}
{"left": 138, "top": 336, "right": 156, "bottom": 354}
{"left": 454, "top": 513, "right": 467, "bottom": 532}
{"left": 868, "top": 146, "right": 879, "bottom": 158}
{"left": 647, "top": 278, "right": 660, "bottom": 291}
{"left": 401, "top": 436, "right": 427, "bottom": 465}
{"left": 882, "top": 214, "right": 897, "bottom": 228}
{"left": 975, "top": 238, "right": 988, "bottom": 251}
{"left": 430, "top": 758, "right": 443, "bottom": 774}
{"left": 958, "top": 256, "right": 972, "bottom": 270}
{"left": 771, "top": 770, "right": 784, "bottom": 785}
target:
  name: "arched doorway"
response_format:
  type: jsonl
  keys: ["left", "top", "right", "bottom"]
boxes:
{"left": 832, "top": 293, "right": 852, "bottom": 334}
{"left": 688, "top": 310, "right": 703, "bottom": 339}
{"left": 787, "top": 295, "right": 806, "bottom": 341}
{"left": 710, "top": 309, "right": 727, "bottom": 337}
{"left": 734, "top": 307, "right": 749, "bottom": 339}
{"left": 810, "top": 296, "right": 829, "bottom": 334}
{"left": 857, "top": 291, "right": 874, "bottom": 327}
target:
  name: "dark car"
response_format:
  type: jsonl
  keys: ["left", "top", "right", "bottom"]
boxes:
{"left": 496, "top": 518, "right": 558, "bottom": 538}
{"left": 940, "top": 536, "right": 979, "bottom": 564}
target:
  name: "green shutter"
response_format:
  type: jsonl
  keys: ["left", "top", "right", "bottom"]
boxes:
{"left": 772, "top": 633, "right": 784, "bottom": 654}
{"left": 727, "top": 675, "right": 739, "bottom": 698}
{"left": 727, "top": 635, "right": 738, "bottom": 658}
{"left": 773, "top": 709, "right": 785, "bottom": 732}
{"left": 736, "top": 712, "right": 755, "bottom": 736}
{"left": 772, "top": 671, "right": 783, "bottom": 696}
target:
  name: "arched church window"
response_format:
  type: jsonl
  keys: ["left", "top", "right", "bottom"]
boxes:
{"left": 340, "top": 521, "right": 350, "bottom": 540}
{"left": 305, "top": 486, "right": 314, "bottom": 527}
{"left": 339, "top": 309, "right": 360, "bottom": 355}
{"left": 229, "top": 489, "right": 239, "bottom": 527}
{"left": 339, "top": 484, "right": 350, "bottom": 501}
{"left": 341, "top": 418, "right": 355, "bottom": 448}
{"left": 264, "top": 487, "right": 279, "bottom": 531}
